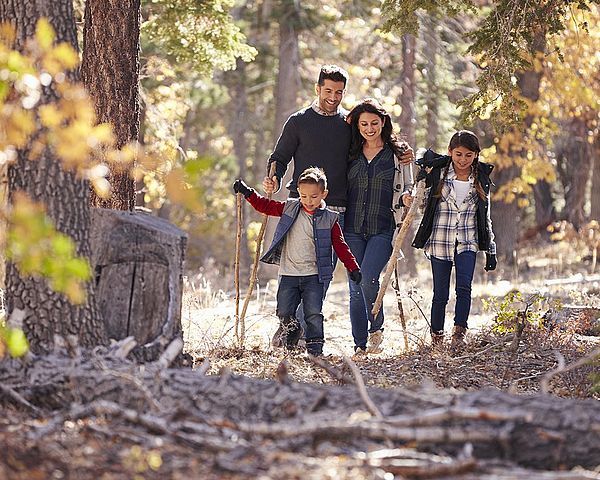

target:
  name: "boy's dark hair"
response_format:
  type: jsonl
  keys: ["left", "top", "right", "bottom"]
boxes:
{"left": 317, "top": 64, "right": 348, "bottom": 87}
{"left": 298, "top": 167, "right": 327, "bottom": 192}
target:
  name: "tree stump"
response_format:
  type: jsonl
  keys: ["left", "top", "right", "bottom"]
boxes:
{"left": 90, "top": 208, "right": 187, "bottom": 361}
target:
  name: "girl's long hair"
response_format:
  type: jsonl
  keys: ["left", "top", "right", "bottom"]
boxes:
{"left": 436, "top": 130, "right": 487, "bottom": 200}
{"left": 347, "top": 98, "right": 407, "bottom": 161}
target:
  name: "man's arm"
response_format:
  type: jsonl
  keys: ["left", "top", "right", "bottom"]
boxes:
{"left": 331, "top": 221, "right": 359, "bottom": 272}
{"left": 264, "top": 115, "right": 299, "bottom": 194}
{"left": 246, "top": 191, "right": 285, "bottom": 217}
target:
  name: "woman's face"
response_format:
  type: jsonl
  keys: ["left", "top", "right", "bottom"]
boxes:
{"left": 357, "top": 112, "right": 384, "bottom": 143}
{"left": 449, "top": 145, "right": 477, "bottom": 177}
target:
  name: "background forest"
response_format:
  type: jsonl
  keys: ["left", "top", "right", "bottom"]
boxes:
{"left": 84, "top": 0, "right": 599, "bottom": 287}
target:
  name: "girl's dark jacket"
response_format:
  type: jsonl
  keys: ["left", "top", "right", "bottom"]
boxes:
{"left": 412, "top": 149, "right": 494, "bottom": 251}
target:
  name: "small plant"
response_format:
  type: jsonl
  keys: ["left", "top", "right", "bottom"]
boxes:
{"left": 483, "top": 291, "right": 559, "bottom": 351}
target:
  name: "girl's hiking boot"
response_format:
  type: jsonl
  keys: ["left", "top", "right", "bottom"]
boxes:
{"left": 450, "top": 325, "right": 467, "bottom": 352}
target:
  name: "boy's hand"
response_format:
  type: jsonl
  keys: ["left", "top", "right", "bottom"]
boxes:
{"left": 484, "top": 253, "right": 497, "bottom": 271}
{"left": 349, "top": 269, "right": 362, "bottom": 284}
{"left": 402, "top": 193, "right": 413, "bottom": 207}
{"left": 233, "top": 179, "right": 254, "bottom": 198}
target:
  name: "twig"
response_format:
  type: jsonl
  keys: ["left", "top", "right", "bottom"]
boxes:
{"left": 238, "top": 163, "right": 276, "bottom": 348}
{"left": 373, "top": 179, "right": 426, "bottom": 317}
{"left": 343, "top": 355, "right": 383, "bottom": 418}
{"left": 308, "top": 355, "right": 355, "bottom": 385}
{"left": 0, "top": 384, "right": 42, "bottom": 415}
{"left": 393, "top": 266, "right": 409, "bottom": 351}
{"left": 196, "top": 359, "right": 211, "bottom": 375}
{"left": 155, "top": 337, "right": 184, "bottom": 369}
{"left": 540, "top": 347, "right": 600, "bottom": 393}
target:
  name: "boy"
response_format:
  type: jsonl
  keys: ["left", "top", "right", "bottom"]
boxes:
{"left": 234, "top": 167, "right": 361, "bottom": 356}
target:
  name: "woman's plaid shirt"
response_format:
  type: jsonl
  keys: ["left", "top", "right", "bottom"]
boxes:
{"left": 424, "top": 163, "right": 496, "bottom": 262}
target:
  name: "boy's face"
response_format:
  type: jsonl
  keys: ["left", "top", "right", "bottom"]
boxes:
{"left": 298, "top": 183, "right": 328, "bottom": 212}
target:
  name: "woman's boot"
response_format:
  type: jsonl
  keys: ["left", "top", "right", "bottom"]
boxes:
{"left": 450, "top": 325, "right": 467, "bottom": 352}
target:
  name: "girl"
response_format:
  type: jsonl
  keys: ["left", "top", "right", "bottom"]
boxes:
{"left": 412, "top": 130, "right": 497, "bottom": 351}
{"left": 344, "top": 98, "right": 414, "bottom": 356}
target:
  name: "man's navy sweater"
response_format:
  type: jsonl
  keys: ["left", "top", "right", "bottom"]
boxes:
{"left": 268, "top": 106, "right": 351, "bottom": 207}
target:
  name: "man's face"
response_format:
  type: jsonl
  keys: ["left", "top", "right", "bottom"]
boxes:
{"left": 315, "top": 79, "right": 345, "bottom": 114}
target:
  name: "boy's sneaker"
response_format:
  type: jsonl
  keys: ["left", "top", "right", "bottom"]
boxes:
{"left": 306, "top": 340, "right": 324, "bottom": 357}
{"left": 366, "top": 330, "right": 383, "bottom": 353}
{"left": 271, "top": 324, "right": 285, "bottom": 348}
{"left": 352, "top": 345, "right": 367, "bottom": 360}
{"left": 286, "top": 324, "right": 304, "bottom": 349}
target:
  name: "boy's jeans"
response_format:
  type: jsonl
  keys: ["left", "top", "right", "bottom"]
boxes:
{"left": 277, "top": 274, "right": 325, "bottom": 353}
{"left": 344, "top": 230, "right": 393, "bottom": 348}
{"left": 430, "top": 250, "right": 477, "bottom": 332}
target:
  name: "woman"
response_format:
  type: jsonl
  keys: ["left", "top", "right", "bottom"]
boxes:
{"left": 344, "top": 98, "right": 414, "bottom": 356}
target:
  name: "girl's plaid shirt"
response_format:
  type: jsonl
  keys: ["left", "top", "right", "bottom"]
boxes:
{"left": 424, "top": 163, "right": 496, "bottom": 262}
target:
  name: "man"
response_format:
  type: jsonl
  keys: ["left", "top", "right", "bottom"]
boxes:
{"left": 263, "top": 64, "right": 413, "bottom": 348}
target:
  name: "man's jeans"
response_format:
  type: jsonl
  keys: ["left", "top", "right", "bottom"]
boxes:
{"left": 295, "top": 210, "right": 345, "bottom": 332}
{"left": 344, "top": 230, "right": 393, "bottom": 348}
{"left": 430, "top": 250, "right": 477, "bottom": 332}
{"left": 277, "top": 274, "right": 325, "bottom": 351}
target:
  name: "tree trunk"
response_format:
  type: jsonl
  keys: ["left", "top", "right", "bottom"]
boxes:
{"left": 81, "top": 0, "right": 140, "bottom": 211}
{"left": 0, "top": 0, "right": 106, "bottom": 353}
{"left": 532, "top": 180, "right": 556, "bottom": 227}
{"left": 398, "top": 33, "right": 418, "bottom": 276}
{"left": 422, "top": 16, "right": 440, "bottom": 150}
{"left": 555, "top": 117, "right": 592, "bottom": 229}
{"left": 228, "top": 57, "right": 251, "bottom": 276}
{"left": 591, "top": 135, "right": 600, "bottom": 220}
{"left": 263, "top": 0, "right": 301, "bottom": 280}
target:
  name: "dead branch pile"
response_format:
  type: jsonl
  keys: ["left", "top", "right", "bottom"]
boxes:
{"left": 1, "top": 337, "right": 600, "bottom": 479}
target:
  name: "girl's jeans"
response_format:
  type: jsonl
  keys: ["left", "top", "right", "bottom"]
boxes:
{"left": 276, "top": 274, "right": 325, "bottom": 353}
{"left": 344, "top": 230, "right": 393, "bottom": 348}
{"left": 430, "top": 250, "right": 477, "bottom": 332}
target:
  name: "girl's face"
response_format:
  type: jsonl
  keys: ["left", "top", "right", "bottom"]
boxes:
{"left": 449, "top": 145, "right": 477, "bottom": 177}
{"left": 358, "top": 112, "right": 384, "bottom": 143}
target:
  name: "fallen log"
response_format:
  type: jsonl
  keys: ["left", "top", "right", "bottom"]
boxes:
{"left": 1, "top": 348, "right": 599, "bottom": 470}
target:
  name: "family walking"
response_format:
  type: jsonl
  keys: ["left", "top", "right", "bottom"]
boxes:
{"left": 234, "top": 64, "right": 497, "bottom": 356}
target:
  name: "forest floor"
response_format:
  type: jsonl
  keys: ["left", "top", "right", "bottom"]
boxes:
{"left": 2, "top": 239, "right": 600, "bottom": 479}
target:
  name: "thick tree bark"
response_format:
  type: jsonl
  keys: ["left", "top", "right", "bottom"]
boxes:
{"left": 591, "top": 136, "right": 600, "bottom": 220}
{"left": 555, "top": 117, "right": 593, "bottom": 229}
{"left": 0, "top": 0, "right": 106, "bottom": 353}
{"left": 263, "top": 0, "right": 301, "bottom": 279}
{"left": 81, "top": 0, "right": 140, "bottom": 211}
{"left": 227, "top": 57, "right": 251, "bottom": 277}
{"left": 533, "top": 181, "right": 556, "bottom": 227}
{"left": 398, "top": 33, "right": 418, "bottom": 275}
{"left": 422, "top": 17, "right": 440, "bottom": 150}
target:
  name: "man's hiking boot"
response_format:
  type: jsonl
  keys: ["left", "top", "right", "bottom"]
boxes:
{"left": 366, "top": 329, "right": 383, "bottom": 354}
{"left": 430, "top": 329, "right": 445, "bottom": 348}
{"left": 450, "top": 325, "right": 467, "bottom": 352}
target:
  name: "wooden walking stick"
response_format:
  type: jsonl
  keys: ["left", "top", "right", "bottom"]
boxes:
{"left": 234, "top": 192, "right": 243, "bottom": 344}
{"left": 393, "top": 265, "right": 409, "bottom": 351}
{"left": 237, "top": 163, "right": 277, "bottom": 348}
{"left": 372, "top": 179, "right": 426, "bottom": 318}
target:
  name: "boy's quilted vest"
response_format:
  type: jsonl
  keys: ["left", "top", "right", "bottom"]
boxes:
{"left": 260, "top": 199, "right": 338, "bottom": 283}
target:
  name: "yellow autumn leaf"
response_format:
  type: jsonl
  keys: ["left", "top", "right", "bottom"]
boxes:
{"left": 35, "top": 18, "right": 55, "bottom": 50}
{"left": 39, "top": 104, "right": 64, "bottom": 128}
{"left": 51, "top": 43, "right": 79, "bottom": 70}
{"left": 6, "top": 109, "right": 35, "bottom": 148}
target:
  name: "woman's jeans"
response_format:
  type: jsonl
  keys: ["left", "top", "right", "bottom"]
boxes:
{"left": 430, "top": 250, "right": 477, "bottom": 332}
{"left": 277, "top": 274, "right": 325, "bottom": 353}
{"left": 344, "top": 231, "right": 393, "bottom": 348}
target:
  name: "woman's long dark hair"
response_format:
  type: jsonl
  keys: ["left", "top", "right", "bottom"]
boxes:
{"left": 436, "top": 130, "right": 487, "bottom": 200}
{"left": 347, "top": 98, "right": 407, "bottom": 161}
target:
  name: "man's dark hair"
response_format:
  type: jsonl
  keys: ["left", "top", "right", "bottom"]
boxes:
{"left": 317, "top": 64, "right": 348, "bottom": 87}
{"left": 298, "top": 167, "right": 328, "bottom": 192}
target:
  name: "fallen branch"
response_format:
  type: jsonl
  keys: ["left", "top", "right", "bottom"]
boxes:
{"left": 540, "top": 347, "right": 600, "bottom": 394}
{"left": 343, "top": 355, "right": 383, "bottom": 418}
